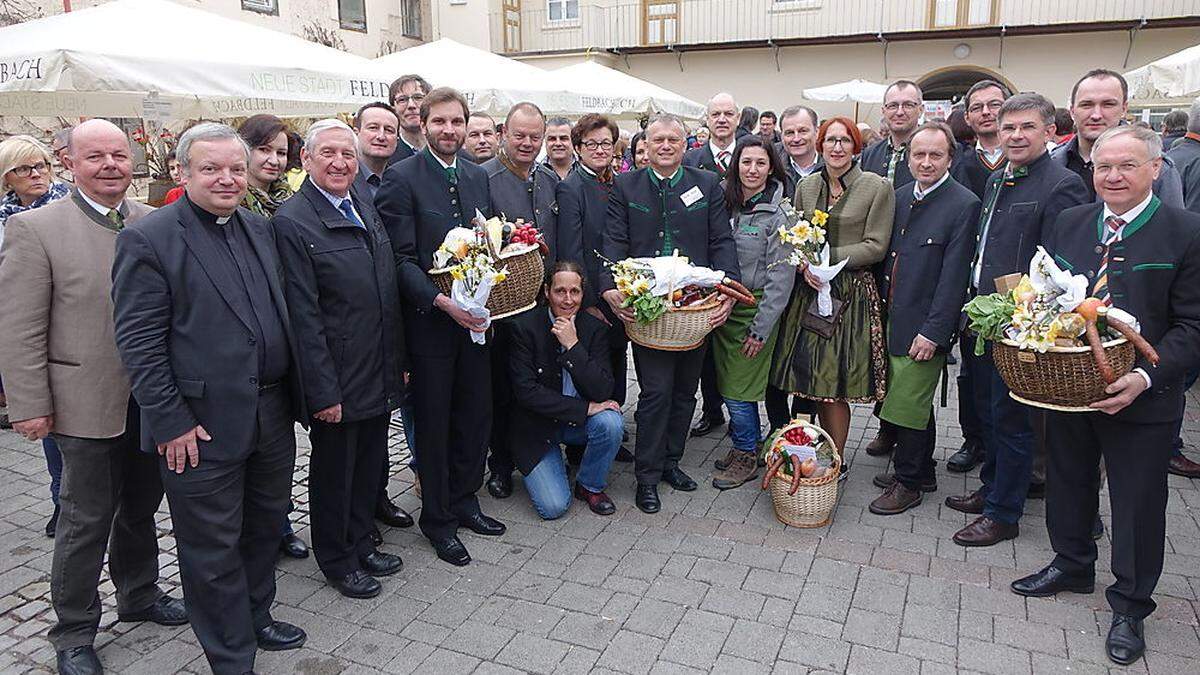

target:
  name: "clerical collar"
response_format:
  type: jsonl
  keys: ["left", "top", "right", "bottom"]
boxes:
{"left": 912, "top": 172, "right": 949, "bottom": 201}
{"left": 76, "top": 188, "right": 124, "bottom": 218}
{"left": 185, "top": 194, "right": 234, "bottom": 225}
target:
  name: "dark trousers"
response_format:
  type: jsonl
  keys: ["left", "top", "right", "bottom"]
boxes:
{"left": 765, "top": 384, "right": 815, "bottom": 430}
{"left": 410, "top": 330, "right": 492, "bottom": 540}
{"left": 892, "top": 410, "right": 936, "bottom": 492}
{"left": 972, "top": 345, "right": 1033, "bottom": 525}
{"left": 48, "top": 400, "right": 163, "bottom": 650}
{"left": 1046, "top": 412, "right": 1173, "bottom": 619}
{"left": 631, "top": 343, "right": 705, "bottom": 485}
{"left": 956, "top": 335, "right": 984, "bottom": 445}
{"left": 43, "top": 436, "right": 62, "bottom": 504}
{"left": 605, "top": 317, "right": 629, "bottom": 405}
{"left": 487, "top": 322, "right": 515, "bottom": 476}
{"left": 697, "top": 338, "right": 724, "bottom": 422}
{"left": 310, "top": 414, "right": 388, "bottom": 579}
{"left": 162, "top": 387, "right": 295, "bottom": 675}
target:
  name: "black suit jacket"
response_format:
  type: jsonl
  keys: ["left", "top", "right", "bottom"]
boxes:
{"left": 881, "top": 178, "right": 980, "bottom": 355}
{"left": 555, "top": 166, "right": 612, "bottom": 308}
{"left": 860, "top": 138, "right": 915, "bottom": 188}
{"left": 507, "top": 309, "right": 613, "bottom": 474}
{"left": 950, "top": 141, "right": 1005, "bottom": 200}
{"left": 272, "top": 179, "right": 404, "bottom": 422}
{"left": 682, "top": 145, "right": 729, "bottom": 179}
{"left": 112, "top": 199, "right": 305, "bottom": 459}
{"left": 375, "top": 149, "right": 492, "bottom": 356}
{"left": 973, "top": 151, "right": 1090, "bottom": 294}
{"left": 601, "top": 166, "right": 740, "bottom": 291}
{"left": 1042, "top": 199, "right": 1200, "bottom": 423}
{"left": 386, "top": 139, "right": 417, "bottom": 166}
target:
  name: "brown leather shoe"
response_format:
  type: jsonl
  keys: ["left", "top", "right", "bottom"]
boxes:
{"left": 953, "top": 516, "right": 1019, "bottom": 547}
{"left": 1168, "top": 453, "right": 1200, "bottom": 479}
{"left": 864, "top": 429, "right": 896, "bottom": 456}
{"left": 869, "top": 483, "right": 922, "bottom": 515}
{"left": 945, "top": 489, "right": 986, "bottom": 514}
{"left": 573, "top": 483, "right": 616, "bottom": 516}
{"left": 713, "top": 447, "right": 738, "bottom": 471}
{"left": 872, "top": 472, "right": 937, "bottom": 493}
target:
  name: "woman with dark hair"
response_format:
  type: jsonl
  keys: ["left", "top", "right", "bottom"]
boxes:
{"left": 709, "top": 136, "right": 797, "bottom": 489}
{"left": 237, "top": 114, "right": 293, "bottom": 216}
{"left": 624, "top": 131, "right": 649, "bottom": 173}
{"left": 737, "top": 106, "right": 759, "bottom": 139}
{"left": 947, "top": 106, "right": 976, "bottom": 146}
{"left": 771, "top": 116, "right": 895, "bottom": 460}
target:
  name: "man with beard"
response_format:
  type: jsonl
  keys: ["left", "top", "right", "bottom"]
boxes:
{"left": 375, "top": 88, "right": 503, "bottom": 567}
{"left": 387, "top": 74, "right": 431, "bottom": 165}
{"left": 860, "top": 80, "right": 922, "bottom": 188}
{"left": 479, "top": 102, "right": 561, "bottom": 500}
{"left": 544, "top": 117, "right": 575, "bottom": 180}
{"left": 462, "top": 112, "right": 498, "bottom": 164}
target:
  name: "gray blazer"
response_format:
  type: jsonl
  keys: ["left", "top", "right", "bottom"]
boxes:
{"left": 726, "top": 181, "right": 796, "bottom": 341}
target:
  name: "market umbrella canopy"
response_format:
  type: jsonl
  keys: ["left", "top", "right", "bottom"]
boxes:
{"left": 543, "top": 61, "right": 706, "bottom": 120}
{"left": 802, "top": 79, "right": 888, "bottom": 104}
{"left": 1125, "top": 43, "right": 1200, "bottom": 100}
{"left": 0, "top": 0, "right": 393, "bottom": 118}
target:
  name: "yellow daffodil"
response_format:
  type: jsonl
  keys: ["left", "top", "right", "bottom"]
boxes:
{"left": 811, "top": 210, "right": 829, "bottom": 227}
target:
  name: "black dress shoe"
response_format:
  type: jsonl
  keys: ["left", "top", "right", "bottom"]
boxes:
{"left": 255, "top": 620, "right": 306, "bottom": 651}
{"left": 279, "top": 533, "right": 309, "bottom": 559}
{"left": 117, "top": 595, "right": 188, "bottom": 625}
{"left": 1010, "top": 565, "right": 1094, "bottom": 597}
{"left": 432, "top": 536, "right": 471, "bottom": 566}
{"left": 485, "top": 472, "right": 513, "bottom": 499}
{"left": 375, "top": 499, "right": 414, "bottom": 528}
{"left": 946, "top": 439, "right": 984, "bottom": 473}
{"left": 689, "top": 417, "right": 724, "bottom": 438}
{"left": 368, "top": 527, "right": 383, "bottom": 546}
{"left": 360, "top": 550, "right": 403, "bottom": 576}
{"left": 614, "top": 445, "right": 634, "bottom": 463}
{"left": 635, "top": 483, "right": 660, "bottom": 513}
{"left": 458, "top": 511, "right": 506, "bottom": 536}
{"left": 1106, "top": 614, "right": 1145, "bottom": 665}
{"left": 45, "top": 503, "right": 59, "bottom": 538}
{"left": 57, "top": 645, "right": 102, "bottom": 675}
{"left": 329, "top": 570, "right": 381, "bottom": 599}
{"left": 661, "top": 467, "right": 698, "bottom": 492}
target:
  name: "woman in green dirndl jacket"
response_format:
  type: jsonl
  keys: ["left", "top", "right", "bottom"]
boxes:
{"left": 709, "top": 137, "right": 797, "bottom": 490}
{"left": 770, "top": 117, "right": 895, "bottom": 457}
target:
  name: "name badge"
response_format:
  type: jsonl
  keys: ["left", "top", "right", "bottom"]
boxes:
{"left": 680, "top": 186, "right": 704, "bottom": 207}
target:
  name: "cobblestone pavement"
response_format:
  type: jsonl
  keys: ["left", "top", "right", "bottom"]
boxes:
{"left": 0, "top": 360, "right": 1197, "bottom": 674}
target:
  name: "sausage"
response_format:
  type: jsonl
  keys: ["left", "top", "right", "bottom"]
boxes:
{"left": 788, "top": 454, "right": 803, "bottom": 495}
{"left": 723, "top": 278, "right": 754, "bottom": 297}
{"left": 1085, "top": 319, "right": 1117, "bottom": 384}
{"left": 1107, "top": 316, "right": 1160, "bottom": 366}
{"left": 716, "top": 283, "right": 756, "bottom": 306}
{"left": 761, "top": 454, "right": 785, "bottom": 490}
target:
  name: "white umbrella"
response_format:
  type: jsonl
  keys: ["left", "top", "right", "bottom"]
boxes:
{"left": 543, "top": 61, "right": 706, "bottom": 120}
{"left": 802, "top": 78, "right": 888, "bottom": 122}
{"left": 1125, "top": 43, "right": 1200, "bottom": 101}
{"left": 0, "top": 0, "right": 392, "bottom": 119}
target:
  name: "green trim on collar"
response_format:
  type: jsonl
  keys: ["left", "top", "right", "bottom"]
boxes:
{"left": 1096, "top": 195, "right": 1160, "bottom": 242}
{"left": 648, "top": 167, "right": 684, "bottom": 188}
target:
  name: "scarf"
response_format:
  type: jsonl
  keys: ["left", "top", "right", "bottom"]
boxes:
{"left": 241, "top": 179, "right": 294, "bottom": 217}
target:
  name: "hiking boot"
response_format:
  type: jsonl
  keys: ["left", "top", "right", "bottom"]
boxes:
{"left": 712, "top": 451, "right": 758, "bottom": 490}
{"left": 713, "top": 447, "right": 738, "bottom": 471}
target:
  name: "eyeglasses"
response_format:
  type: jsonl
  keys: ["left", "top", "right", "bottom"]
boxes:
{"left": 967, "top": 101, "right": 1004, "bottom": 114}
{"left": 1094, "top": 159, "right": 1154, "bottom": 176}
{"left": 581, "top": 140, "right": 614, "bottom": 151}
{"left": 883, "top": 101, "right": 921, "bottom": 112}
{"left": 823, "top": 137, "right": 854, "bottom": 148}
{"left": 7, "top": 161, "right": 48, "bottom": 177}
{"left": 393, "top": 94, "right": 426, "bottom": 107}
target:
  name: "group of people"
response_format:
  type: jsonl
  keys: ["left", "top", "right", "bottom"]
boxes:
{"left": 0, "top": 65, "right": 1198, "bottom": 674}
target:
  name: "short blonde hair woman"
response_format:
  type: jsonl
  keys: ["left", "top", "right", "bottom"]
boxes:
{"left": 0, "top": 134, "right": 70, "bottom": 241}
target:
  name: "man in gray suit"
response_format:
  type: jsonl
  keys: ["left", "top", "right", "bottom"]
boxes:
{"left": 0, "top": 119, "right": 186, "bottom": 675}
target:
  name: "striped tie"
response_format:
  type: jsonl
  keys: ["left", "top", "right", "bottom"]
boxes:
{"left": 717, "top": 150, "right": 731, "bottom": 174}
{"left": 1092, "top": 215, "right": 1125, "bottom": 305}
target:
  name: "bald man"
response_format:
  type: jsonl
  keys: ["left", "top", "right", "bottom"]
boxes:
{"left": 0, "top": 119, "right": 186, "bottom": 675}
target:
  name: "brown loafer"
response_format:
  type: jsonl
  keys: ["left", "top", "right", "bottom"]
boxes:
{"left": 864, "top": 430, "right": 896, "bottom": 457}
{"left": 869, "top": 483, "right": 923, "bottom": 515}
{"left": 945, "top": 489, "right": 986, "bottom": 514}
{"left": 573, "top": 483, "right": 616, "bottom": 516}
{"left": 872, "top": 472, "right": 937, "bottom": 493}
{"left": 1168, "top": 453, "right": 1200, "bottom": 479}
{"left": 953, "top": 516, "right": 1019, "bottom": 547}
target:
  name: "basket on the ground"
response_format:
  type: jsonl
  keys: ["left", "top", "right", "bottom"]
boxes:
{"left": 430, "top": 246, "right": 544, "bottom": 321}
{"left": 765, "top": 420, "right": 841, "bottom": 528}
{"left": 993, "top": 337, "right": 1135, "bottom": 412}
{"left": 625, "top": 295, "right": 724, "bottom": 351}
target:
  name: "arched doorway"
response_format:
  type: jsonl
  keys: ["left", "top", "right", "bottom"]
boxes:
{"left": 918, "top": 66, "right": 1017, "bottom": 104}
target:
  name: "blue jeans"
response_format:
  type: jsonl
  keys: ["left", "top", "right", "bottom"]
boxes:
{"left": 973, "top": 345, "right": 1034, "bottom": 525}
{"left": 43, "top": 437, "right": 62, "bottom": 505}
{"left": 400, "top": 403, "right": 417, "bottom": 470}
{"left": 524, "top": 410, "right": 623, "bottom": 520}
{"left": 724, "top": 398, "right": 761, "bottom": 454}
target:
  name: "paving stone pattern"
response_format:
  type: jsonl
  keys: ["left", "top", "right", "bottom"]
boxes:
{"left": 0, "top": 360, "right": 1197, "bottom": 674}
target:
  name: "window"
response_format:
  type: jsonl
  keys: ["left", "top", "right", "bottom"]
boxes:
{"left": 339, "top": 0, "right": 367, "bottom": 31}
{"left": 547, "top": 0, "right": 578, "bottom": 22}
{"left": 401, "top": 0, "right": 421, "bottom": 38}
{"left": 241, "top": 0, "right": 277, "bottom": 15}
{"left": 930, "top": 0, "right": 994, "bottom": 28}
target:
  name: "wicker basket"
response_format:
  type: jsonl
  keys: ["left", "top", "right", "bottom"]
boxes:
{"left": 993, "top": 337, "right": 1135, "bottom": 412}
{"left": 430, "top": 245, "right": 545, "bottom": 321}
{"left": 625, "top": 295, "right": 724, "bottom": 351}
{"left": 764, "top": 420, "right": 841, "bottom": 528}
